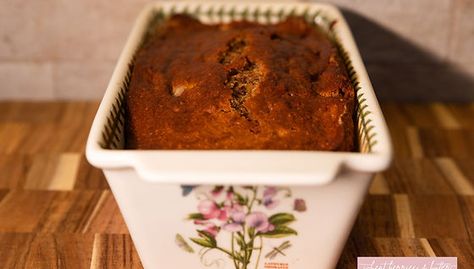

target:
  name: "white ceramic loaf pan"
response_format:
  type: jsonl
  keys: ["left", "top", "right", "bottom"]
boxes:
{"left": 86, "top": 1, "right": 393, "bottom": 269}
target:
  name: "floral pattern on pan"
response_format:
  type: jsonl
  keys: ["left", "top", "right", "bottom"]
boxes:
{"left": 176, "top": 185, "right": 306, "bottom": 269}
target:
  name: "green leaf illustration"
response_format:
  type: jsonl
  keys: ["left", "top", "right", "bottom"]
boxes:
{"left": 234, "top": 192, "right": 248, "bottom": 205}
{"left": 247, "top": 227, "right": 256, "bottom": 238}
{"left": 190, "top": 237, "right": 215, "bottom": 248}
{"left": 197, "top": 230, "right": 217, "bottom": 247}
{"left": 236, "top": 235, "right": 246, "bottom": 249}
{"left": 259, "top": 226, "right": 298, "bottom": 238}
{"left": 175, "top": 234, "right": 194, "bottom": 253}
{"left": 187, "top": 213, "right": 205, "bottom": 220}
{"left": 268, "top": 213, "right": 296, "bottom": 226}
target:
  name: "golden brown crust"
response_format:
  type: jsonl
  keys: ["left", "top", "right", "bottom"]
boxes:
{"left": 125, "top": 15, "right": 355, "bottom": 150}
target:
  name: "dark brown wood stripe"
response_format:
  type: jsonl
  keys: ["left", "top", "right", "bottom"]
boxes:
{"left": 409, "top": 195, "right": 469, "bottom": 239}
{"left": 74, "top": 154, "right": 109, "bottom": 190}
{"left": 353, "top": 195, "right": 400, "bottom": 237}
{"left": 427, "top": 239, "right": 474, "bottom": 268}
{"left": 90, "top": 234, "right": 143, "bottom": 269}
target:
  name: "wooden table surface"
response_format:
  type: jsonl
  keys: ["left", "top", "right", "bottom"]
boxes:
{"left": 0, "top": 102, "right": 473, "bottom": 268}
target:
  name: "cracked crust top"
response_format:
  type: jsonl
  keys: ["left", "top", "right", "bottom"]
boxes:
{"left": 125, "top": 14, "right": 355, "bottom": 150}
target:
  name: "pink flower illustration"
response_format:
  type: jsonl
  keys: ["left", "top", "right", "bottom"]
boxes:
{"left": 263, "top": 187, "right": 278, "bottom": 197}
{"left": 194, "top": 220, "right": 220, "bottom": 237}
{"left": 222, "top": 223, "right": 243, "bottom": 232}
{"left": 181, "top": 185, "right": 303, "bottom": 269}
{"left": 231, "top": 211, "right": 246, "bottom": 223}
{"left": 211, "top": 185, "right": 224, "bottom": 197}
{"left": 246, "top": 212, "right": 274, "bottom": 233}
{"left": 226, "top": 188, "right": 234, "bottom": 200}
{"left": 198, "top": 200, "right": 221, "bottom": 219}
{"left": 263, "top": 187, "right": 279, "bottom": 209}
{"left": 222, "top": 207, "right": 246, "bottom": 232}
{"left": 217, "top": 209, "right": 228, "bottom": 221}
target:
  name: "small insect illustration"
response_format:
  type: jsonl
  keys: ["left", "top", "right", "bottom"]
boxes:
{"left": 175, "top": 233, "right": 195, "bottom": 253}
{"left": 181, "top": 185, "right": 197, "bottom": 196}
{"left": 265, "top": 241, "right": 292, "bottom": 260}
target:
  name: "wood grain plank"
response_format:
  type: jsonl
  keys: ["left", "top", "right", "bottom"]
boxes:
{"left": 445, "top": 104, "right": 474, "bottom": 128}
{"left": 55, "top": 102, "right": 98, "bottom": 153}
{"left": 458, "top": 196, "right": 474, "bottom": 239}
{"left": 1, "top": 102, "right": 99, "bottom": 154}
{"left": 418, "top": 129, "right": 474, "bottom": 158}
{"left": 0, "top": 233, "right": 94, "bottom": 269}
{"left": 369, "top": 173, "right": 391, "bottom": 194}
{"left": 81, "top": 191, "right": 128, "bottom": 234}
{"left": 90, "top": 234, "right": 143, "bottom": 269}
{"left": 353, "top": 195, "right": 399, "bottom": 237}
{"left": 406, "top": 127, "right": 424, "bottom": 158}
{"left": 380, "top": 104, "right": 413, "bottom": 157}
{"left": 16, "top": 123, "right": 60, "bottom": 154}
{"left": 33, "top": 192, "right": 83, "bottom": 233}
{"left": 419, "top": 238, "right": 436, "bottom": 257}
{"left": 74, "top": 154, "right": 109, "bottom": 190}
{"left": 394, "top": 194, "right": 415, "bottom": 238}
{"left": 0, "top": 154, "right": 29, "bottom": 189}
{"left": 42, "top": 191, "right": 107, "bottom": 234}
{"left": 0, "top": 102, "right": 65, "bottom": 123}
{"left": 337, "top": 235, "right": 377, "bottom": 269}
{"left": 383, "top": 159, "right": 455, "bottom": 194}
{"left": 380, "top": 103, "right": 413, "bottom": 129}
{"left": 428, "top": 239, "right": 474, "bottom": 268}
{"left": 0, "top": 233, "right": 34, "bottom": 268}
{"left": 0, "top": 190, "right": 8, "bottom": 202}
{"left": 24, "top": 190, "right": 125, "bottom": 234}
{"left": 388, "top": 125, "right": 413, "bottom": 158}
{"left": 454, "top": 158, "right": 474, "bottom": 186}
{"left": 435, "top": 158, "right": 474, "bottom": 195}
{"left": 0, "top": 190, "right": 127, "bottom": 234}
{"left": 409, "top": 195, "right": 469, "bottom": 238}
{"left": 24, "top": 154, "right": 61, "bottom": 190}
{"left": 0, "top": 123, "right": 30, "bottom": 154}
{"left": 48, "top": 153, "right": 81, "bottom": 190}
{"left": 401, "top": 104, "right": 440, "bottom": 128}
{"left": 430, "top": 103, "right": 462, "bottom": 129}
{"left": 0, "top": 190, "right": 56, "bottom": 232}
{"left": 372, "top": 238, "right": 432, "bottom": 256}
{"left": 23, "top": 234, "right": 94, "bottom": 269}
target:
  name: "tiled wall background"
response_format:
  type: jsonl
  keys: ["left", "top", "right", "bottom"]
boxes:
{"left": 0, "top": 0, "right": 473, "bottom": 101}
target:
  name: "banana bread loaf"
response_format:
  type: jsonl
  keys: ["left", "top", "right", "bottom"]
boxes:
{"left": 125, "top": 14, "right": 355, "bottom": 150}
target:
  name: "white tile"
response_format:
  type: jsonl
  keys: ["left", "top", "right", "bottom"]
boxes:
{"left": 49, "top": 0, "right": 152, "bottom": 61}
{"left": 0, "top": 1, "right": 56, "bottom": 61}
{"left": 52, "top": 60, "right": 115, "bottom": 100}
{"left": 448, "top": 0, "right": 474, "bottom": 63}
{"left": 0, "top": 62, "right": 54, "bottom": 100}
{"left": 324, "top": 0, "right": 453, "bottom": 61}
{"left": 0, "top": 0, "right": 152, "bottom": 61}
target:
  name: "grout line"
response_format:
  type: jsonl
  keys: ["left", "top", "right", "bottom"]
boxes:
{"left": 394, "top": 194, "right": 415, "bottom": 238}
{"left": 431, "top": 103, "right": 461, "bottom": 129}
{"left": 435, "top": 158, "right": 474, "bottom": 195}
{"left": 81, "top": 191, "right": 109, "bottom": 234}
{"left": 406, "top": 127, "right": 424, "bottom": 158}
{"left": 420, "top": 238, "right": 437, "bottom": 257}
